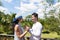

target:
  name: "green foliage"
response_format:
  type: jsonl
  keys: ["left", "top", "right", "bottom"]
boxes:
{"left": 0, "top": 10, "right": 60, "bottom": 35}
{"left": 0, "top": 11, "right": 16, "bottom": 34}
{"left": 20, "top": 14, "right": 60, "bottom": 35}
{"left": 21, "top": 15, "right": 33, "bottom": 28}
{"left": 39, "top": 14, "right": 60, "bottom": 34}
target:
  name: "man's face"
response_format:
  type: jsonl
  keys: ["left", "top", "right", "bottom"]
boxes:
{"left": 32, "top": 15, "right": 36, "bottom": 22}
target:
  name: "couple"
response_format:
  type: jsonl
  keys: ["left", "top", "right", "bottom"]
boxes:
{"left": 13, "top": 13, "right": 43, "bottom": 40}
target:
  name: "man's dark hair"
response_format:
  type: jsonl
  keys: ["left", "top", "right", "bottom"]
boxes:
{"left": 32, "top": 13, "right": 38, "bottom": 20}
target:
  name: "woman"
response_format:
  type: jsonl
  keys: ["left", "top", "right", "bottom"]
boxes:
{"left": 13, "top": 16, "right": 29, "bottom": 40}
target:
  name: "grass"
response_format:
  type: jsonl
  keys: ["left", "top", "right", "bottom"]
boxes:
{"left": 25, "top": 32, "right": 60, "bottom": 38}
{"left": 0, "top": 32, "right": 60, "bottom": 40}
{"left": 41, "top": 32, "right": 59, "bottom": 38}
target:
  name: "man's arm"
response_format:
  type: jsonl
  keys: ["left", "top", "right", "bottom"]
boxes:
{"left": 29, "top": 29, "right": 33, "bottom": 34}
{"left": 29, "top": 24, "right": 42, "bottom": 36}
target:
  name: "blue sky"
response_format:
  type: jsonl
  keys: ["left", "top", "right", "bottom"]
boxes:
{"left": 1, "top": 0, "right": 20, "bottom": 13}
{"left": 0, "top": 0, "right": 58, "bottom": 18}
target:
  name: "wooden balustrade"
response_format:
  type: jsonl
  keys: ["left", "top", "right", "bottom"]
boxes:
{"left": 0, "top": 34, "right": 57, "bottom": 40}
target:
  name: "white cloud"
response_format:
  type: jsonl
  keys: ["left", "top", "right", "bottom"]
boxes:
{"left": 30, "top": 0, "right": 44, "bottom": 3}
{"left": 36, "top": 8, "right": 45, "bottom": 18}
{"left": 15, "top": 0, "right": 60, "bottom": 19}
{"left": 14, "top": 7, "right": 20, "bottom": 10}
{"left": 17, "top": 2, "right": 38, "bottom": 15}
{"left": 0, "top": 6, "right": 7, "bottom": 12}
{"left": 0, "top": 6, "right": 10, "bottom": 14}
{"left": 21, "top": 0, "right": 30, "bottom": 4}
{"left": 21, "top": 0, "right": 44, "bottom": 3}
{"left": 16, "top": 0, "right": 49, "bottom": 18}
{"left": 5, "top": 0, "right": 12, "bottom": 3}
{"left": 53, "top": 2, "right": 60, "bottom": 7}
{"left": 20, "top": 2, "right": 38, "bottom": 10}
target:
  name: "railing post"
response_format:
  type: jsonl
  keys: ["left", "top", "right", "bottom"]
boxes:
{"left": 0, "top": 36, "right": 1, "bottom": 40}
{"left": 4, "top": 37, "right": 7, "bottom": 40}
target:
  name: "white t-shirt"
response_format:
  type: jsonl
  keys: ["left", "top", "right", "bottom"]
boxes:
{"left": 29, "top": 22, "right": 42, "bottom": 40}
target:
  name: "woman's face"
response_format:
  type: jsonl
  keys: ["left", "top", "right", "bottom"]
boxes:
{"left": 19, "top": 18, "right": 23, "bottom": 22}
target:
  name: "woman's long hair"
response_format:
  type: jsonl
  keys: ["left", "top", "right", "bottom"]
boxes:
{"left": 12, "top": 19, "right": 19, "bottom": 34}
{"left": 12, "top": 19, "right": 19, "bottom": 27}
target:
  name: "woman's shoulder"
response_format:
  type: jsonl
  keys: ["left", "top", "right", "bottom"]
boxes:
{"left": 15, "top": 24, "right": 19, "bottom": 28}
{"left": 14, "top": 24, "right": 19, "bottom": 31}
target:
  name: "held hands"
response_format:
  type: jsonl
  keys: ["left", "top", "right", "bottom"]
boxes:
{"left": 25, "top": 25, "right": 30, "bottom": 31}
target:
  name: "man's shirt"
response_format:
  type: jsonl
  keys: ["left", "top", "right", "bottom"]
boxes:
{"left": 29, "top": 22, "right": 42, "bottom": 40}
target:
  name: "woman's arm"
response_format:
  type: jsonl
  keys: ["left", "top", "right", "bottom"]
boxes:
{"left": 14, "top": 25, "right": 28, "bottom": 38}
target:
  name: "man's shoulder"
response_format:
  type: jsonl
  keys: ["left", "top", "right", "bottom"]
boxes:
{"left": 37, "top": 22, "right": 41, "bottom": 25}
{"left": 37, "top": 22, "right": 42, "bottom": 27}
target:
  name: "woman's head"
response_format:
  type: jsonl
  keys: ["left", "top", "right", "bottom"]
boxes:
{"left": 13, "top": 16, "right": 23, "bottom": 24}
{"left": 12, "top": 16, "right": 23, "bottom": 29}
{"left": 17, "top": 16, "right": 23, "bottom": 22}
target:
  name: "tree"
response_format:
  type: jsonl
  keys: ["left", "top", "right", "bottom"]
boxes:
{"left": 21, "top": 15, "right": 33, "bottom": 28}
{"left": 0, "top": 11, "right": 16, "bottom": 34}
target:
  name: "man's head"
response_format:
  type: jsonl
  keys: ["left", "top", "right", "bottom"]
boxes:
{"left": 32, "top": 13, "right": 38, "bottom": 22}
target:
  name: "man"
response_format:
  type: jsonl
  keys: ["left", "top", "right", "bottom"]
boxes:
{"left": 27, "top": 13, "right": 43, "bottom": 40}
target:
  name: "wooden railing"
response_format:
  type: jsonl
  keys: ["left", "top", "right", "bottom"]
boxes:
{"left": 0, "top": 34, "right": 14, "bottom": 40}
{"left": 0, "top": 34, "right": 57, "bottom": 40}
{"left": 26, "top": 37, "right": 56, "bottom": 40}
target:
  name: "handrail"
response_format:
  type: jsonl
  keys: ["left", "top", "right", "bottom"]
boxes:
{"left": 0, "top": 34, "right": 14, "bottom": 37}
{"left": 0, "top": 34, "right": 56, "bottom": 40}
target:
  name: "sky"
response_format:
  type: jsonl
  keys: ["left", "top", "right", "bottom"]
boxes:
{"left": 0, "top": 0, "right": 58, "bottom": 18}
{"left": 1, "top": 0, "right": 20, "bottom": 13}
